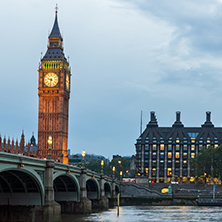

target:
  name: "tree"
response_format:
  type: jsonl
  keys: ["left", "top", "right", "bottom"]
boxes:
{"left": 84, "top": 157, "right": 133, "bottom": 179}
{"left": 192, "top": 145, "right": 222, "bottom": 183}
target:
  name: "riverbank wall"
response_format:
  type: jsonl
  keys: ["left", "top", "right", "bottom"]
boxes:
{"left": 120, "top": 197, "right": 197, "bottom": 206}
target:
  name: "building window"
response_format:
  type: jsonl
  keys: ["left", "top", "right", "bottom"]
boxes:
{"left": 176, "top": 139, "right": 180, "bottom": 143}
{"left": 145, "top": 144, "right": 149, "bottom": 150}
{"left": 183, "top": 145, "right": 187, "bottom": 151}
{"left": 160, "top": 152, "right": 164, "bottom": 159}
{"left": 175, "top": 152, "right": 180, "bottom": 158}
{"left": 176, "top": 145, "right": 180, "bottom": 151}
{"left": 191, "top": 153, "right": 195, "bottom": 158}
{"left": 199, "top": 145, "right": 203, "bottom": 151}
{"left": 153, "top": 145, "right": 156, "bottom": 151}
{"left": 168, "top": 145, "right": 172, "bottom": 151}
{"left": 188, "top": 132, "right": 199, "bottom": 138}
{"left": 191, "top": 145, "right": 195, "bottom": 151}
{"left": 160, "top": 144, "right": 164, "bottom": 150}
{"left": 168, "top": 152, "right": 172, "bottom": 158}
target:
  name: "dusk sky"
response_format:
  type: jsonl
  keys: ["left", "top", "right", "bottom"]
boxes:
{"left": 1, "top": 0, "right": 222, "bottom": 159}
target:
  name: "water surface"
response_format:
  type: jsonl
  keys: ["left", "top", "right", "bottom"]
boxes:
{"left": 62, "top": 206, "right": 222, "bottom": 222}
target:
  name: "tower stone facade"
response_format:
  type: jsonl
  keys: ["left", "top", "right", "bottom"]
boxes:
{"left": 37, "top": 10, "right": 71, "bottom": 164}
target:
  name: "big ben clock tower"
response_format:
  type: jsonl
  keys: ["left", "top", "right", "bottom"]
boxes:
{"left": 38, "top": 8, "right": 71, "bottom": 164}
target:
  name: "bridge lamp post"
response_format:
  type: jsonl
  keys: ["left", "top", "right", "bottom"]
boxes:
{"left": 120, "top": 171, "right": 123, "bottom": 182}
{"left": 82, "top": 149, "right": 85, "bottom": 168}
{"left": 101, "top": 160, "right": 104, "bottom": 174}
{"left": 47, "top": 135, "right": 52, "bottom": 160}
{"left": 118, "top": 160, "right": 122, "bottom": 179}
{"left": 112, "top": 166, "right": 115, "bottom": 179}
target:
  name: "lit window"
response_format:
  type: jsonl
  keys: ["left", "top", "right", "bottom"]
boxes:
{"left": 183, "top": 153, "right": 187, "bottom": 156}
{"left": 191, "top": 153, "right": 195, "bottom": 158}
{"left": 153, "top": 160, "right": 156, "bottom": 163}
{"left": 152, "top": 168, "right": 156, "bottom": 171}
{"left": 191, "top": 145, "right": 195, "bottom": 151}
{"left": 176, "top": 139, "right": 180, "bottom": 143}
{"left": 168, "top": 152, "right": 172, "bottom": 158}
{"left": 215, "top": 144, "right": 218, "bottom": 148}
{"left": 153, "top": 153, "right": 156, "bottom": 156}
{"left": 175, "top": 152, "right": 180, "bottom": 158}
{"left": 183, "top": 160, "right": 187, "bottom": 164}
{"left": 160, "top": 160, "right": 164, "bottom": 163}
{"left": 153, "top": 145, "right": 156, "bottom": 150}
{"left": 191, "top": 139, "right": 195, "bottom": 143}
{"left": 176, "top": 160, "right": 180, "bottom": 163}
{"left": 176, "top": 145, "right": 180, "bottom": 151}
{"left": 160, "top": 144, "right": 164, "bottom": 150}
{"left": 207, "top": 140, "right": 210, "bottom": 143}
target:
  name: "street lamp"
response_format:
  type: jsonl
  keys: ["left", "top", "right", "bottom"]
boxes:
{"left": 47, "top": 135, "right": 52, "bottom": 160}
{"left": 120, "top": 171, "right": 123, "bottom": 182}
{"left": 118, "top": 160, "right": 122, "bottom": 180}
{"left": 112, "top": 166, "right": 115, "bottom": 179}
{"left": 101, "top": 160, "right": 104, "bottom": 174}
{"left": 82, "top": 149, "right": 85, "bottom": 167}
{"left": 204, "top": 172, "right": 207, "bottom": 184}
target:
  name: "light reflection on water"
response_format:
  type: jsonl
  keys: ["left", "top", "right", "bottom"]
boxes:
{"left": 62, "top": 206, "right": 222, "bottom": 222}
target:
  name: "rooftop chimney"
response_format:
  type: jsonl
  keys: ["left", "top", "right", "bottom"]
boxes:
{"left": 172, "top": 111, "right": 184, "bottom": 127}
{"left": 147, "top": 111, "right": 158, "bottom": 127}
{"left": 202, "top": 111, "right": 214, "bottom": 127}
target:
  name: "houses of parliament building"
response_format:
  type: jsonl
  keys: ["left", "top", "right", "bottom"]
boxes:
{"left": 135, "top": 111, "right": 222, "bottom": 183}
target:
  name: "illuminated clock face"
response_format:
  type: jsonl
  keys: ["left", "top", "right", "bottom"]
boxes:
{"left": 44, "top": 73, "right": 58, "bottom": 87}
{"left": 66, "top": 75, "right": 70, "bottom": 90}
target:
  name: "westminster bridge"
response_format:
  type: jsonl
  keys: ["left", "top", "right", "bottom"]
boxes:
{"left": 0, "top": 152, "right": 120, "bottom": 222}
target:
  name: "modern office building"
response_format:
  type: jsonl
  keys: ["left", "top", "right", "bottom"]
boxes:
{"left": 135, "top": 111, "right": 222, "bottom": 183}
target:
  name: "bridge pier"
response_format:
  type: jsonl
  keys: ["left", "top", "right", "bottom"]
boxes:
{"left": 80, "top": 168, "right": 92, "bottom": 214}
{"left": 99, "top": 174, "right": 109, "bottom": 209}
{"left": 43, "top": 160, "right": 61, "bottom": 222}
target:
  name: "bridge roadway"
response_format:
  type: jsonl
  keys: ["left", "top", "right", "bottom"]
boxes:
{"left": 0, "top": 152, "right": 120, "bottom": 222}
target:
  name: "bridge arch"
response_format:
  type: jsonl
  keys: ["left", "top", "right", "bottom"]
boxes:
{"left": 53, "top": 172, "right": 80, "bottom": 202}
{"left": 86, "top": 178, "right": 100, "bottom": 200}
{"left": 104, "top": 182, "right": 112, "bottom": 198}
{"left": 0, "top": 168, "right": 44, "bottom": 205}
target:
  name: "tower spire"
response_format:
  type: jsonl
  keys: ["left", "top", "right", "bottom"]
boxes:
{"left": 55, "top": 4, "right": 58, "bottom": 14}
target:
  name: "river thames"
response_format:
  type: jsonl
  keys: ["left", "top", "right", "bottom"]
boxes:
{"left": 62, "top": 206, "right": 222, "bottom": 222}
